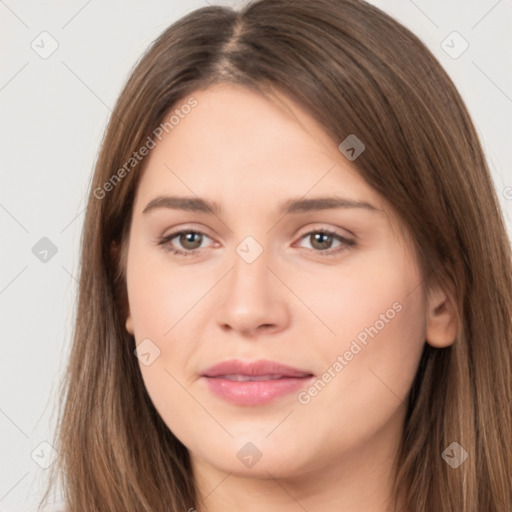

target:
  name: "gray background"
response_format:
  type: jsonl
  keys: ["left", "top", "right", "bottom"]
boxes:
{"left": 1, "top": 0, "right": 511, "bottom": 510}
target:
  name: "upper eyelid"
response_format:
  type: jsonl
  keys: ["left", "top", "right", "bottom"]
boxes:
{"left": 163, "top": 226, "right": 354, "bottom": 248}
{"left": 162, "top": 221, "right": 355, "bottom": 238}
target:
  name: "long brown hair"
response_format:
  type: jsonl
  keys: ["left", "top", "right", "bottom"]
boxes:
{"left": 41, "top": 0, "right": 512, "bottom": 510}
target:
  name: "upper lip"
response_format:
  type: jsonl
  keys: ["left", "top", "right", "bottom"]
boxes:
{"left": 201, "top": 359, "right": 314, "bottom": 378}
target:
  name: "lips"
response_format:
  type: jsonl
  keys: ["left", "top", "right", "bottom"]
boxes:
{"left": 221, "top": 374, "right": 287, "bottom": 381}
{"left": 202, "top": 359, "right": 312, "bottom": 378}
{"left": 201, "top": 359, "right": 314, "bottom": 406}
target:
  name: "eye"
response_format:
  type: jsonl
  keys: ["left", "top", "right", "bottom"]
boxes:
{"left": 157, "top": 227, "right": 356, "bottom": 258}
{"left": 295, "top": 229, "right": 356, "bottom": 256}
{"left": 157, "top": 230, "right": 213, "bottom": 257}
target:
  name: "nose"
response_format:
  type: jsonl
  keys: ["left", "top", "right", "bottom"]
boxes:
{"left": 215, "top": 247, "right": 290, "bottom": 337}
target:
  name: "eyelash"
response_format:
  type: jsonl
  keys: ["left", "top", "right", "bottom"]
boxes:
{"left": 156, "top": 228, "right": 356, "bottom": 258}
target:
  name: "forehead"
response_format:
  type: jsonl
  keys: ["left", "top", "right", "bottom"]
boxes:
{"left": 154, "top": 83, "right": 338, "bottom": 166}
{"left": 133, "top": 83, "right": 385, "bottom": 215}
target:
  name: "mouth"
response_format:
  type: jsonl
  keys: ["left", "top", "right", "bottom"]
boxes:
{"left": 218, "top": 374, "right": 296, "bottom": 381}
{"left": 201, "top": 359, "right": 315, "bottom": 406}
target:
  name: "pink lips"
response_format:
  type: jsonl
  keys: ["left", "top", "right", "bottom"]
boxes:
{"left": 201, "top": 359, "right": 314, "bottom": 406}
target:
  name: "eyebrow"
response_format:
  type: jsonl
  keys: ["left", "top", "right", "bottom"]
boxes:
{"left": 142, "top": 195, "right": 379, "bottom": 216}
{"left": 142, "top": 195, "right": 380, "bottom": 216}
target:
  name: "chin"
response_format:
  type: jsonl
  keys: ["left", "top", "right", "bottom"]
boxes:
{"left": 189, "top": 437, "right": 313, "bottom": 479}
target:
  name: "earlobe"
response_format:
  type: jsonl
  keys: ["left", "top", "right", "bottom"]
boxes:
{"left": 425, "top": 285, "right": 458, "bottom": 348}
{"left": 110, "top": 239, "right": 134, "bottom": 336}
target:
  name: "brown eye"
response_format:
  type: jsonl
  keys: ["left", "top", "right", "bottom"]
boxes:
{"left": 309, "top": 232, "right": 335, "bottom": 251}
{"left": 296, "top": 229, "right": 356, "bottom": 256}
{"left": 177, "top": 232, "right": 204, "bottom": 250}
{"left": 158, "top": 230, "right": 212, "bottom": 256}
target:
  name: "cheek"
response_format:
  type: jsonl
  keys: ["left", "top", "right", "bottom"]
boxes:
{"left": 126, "top": 242, "right": 215, "bottom": 415}
{"left": 303, "top": 247, "right": 427, "bottom": 438}
{"left": 126, "top": 247, "right": 204, "bottom": 427}
{"left": 126, "top": 242, "right": 211, "bottom": 340}
{"left": 289, "top": 243, "right": 426, "bottom": 359}
{"left": 315, "top": 295, "right": 426, "bottom": 455}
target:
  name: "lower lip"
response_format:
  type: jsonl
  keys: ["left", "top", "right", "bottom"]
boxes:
{"left": 203, "top": 376, "right": 313, "bottom": 406}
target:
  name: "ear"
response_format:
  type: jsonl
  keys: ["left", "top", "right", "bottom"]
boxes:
{"left": 110, "top": 240, "right": 134, "bottom": 336}
{"left": 425, "top": 284, "right": 458, "bottom": 348}
{"left": 125, "top": 313, "right": 134, "bottom": 336}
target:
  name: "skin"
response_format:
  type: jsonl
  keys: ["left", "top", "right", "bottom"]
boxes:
{"left": 123, "top": 83, "right": 458, "bottom": 512}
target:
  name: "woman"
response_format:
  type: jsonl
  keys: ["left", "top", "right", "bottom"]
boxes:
{"left": 41, "top": 0, "right": 512, "bottom": 510}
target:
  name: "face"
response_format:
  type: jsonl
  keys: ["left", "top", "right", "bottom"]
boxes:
{"left": 124, "top": 83, "right": 430, "bottom": 481}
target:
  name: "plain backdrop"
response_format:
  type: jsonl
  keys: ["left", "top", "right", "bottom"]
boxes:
{"left": 1, "top": 1, "right": 511, "bottom": 510}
